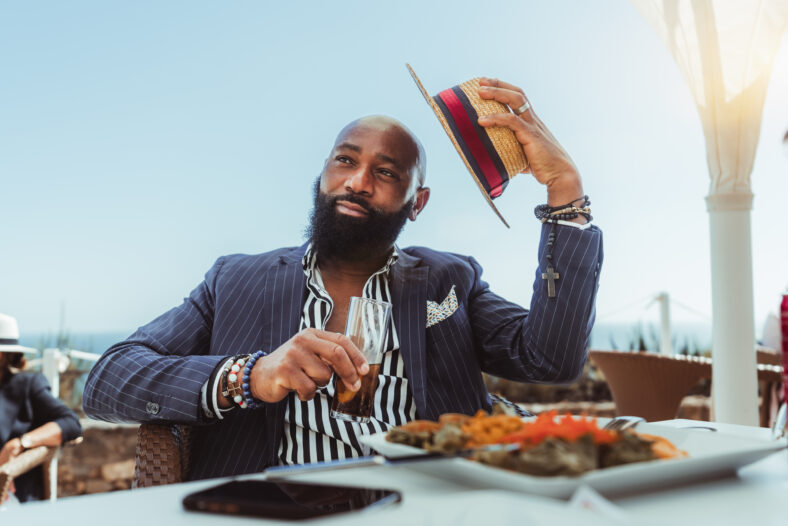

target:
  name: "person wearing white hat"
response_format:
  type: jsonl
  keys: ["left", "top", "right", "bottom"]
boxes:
{"left": 0, "top": 313, "right": 82, "bottom": 503}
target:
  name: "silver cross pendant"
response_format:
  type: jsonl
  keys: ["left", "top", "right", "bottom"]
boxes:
{"left": 541, "top": 266, "right": 559, "bottom": 298}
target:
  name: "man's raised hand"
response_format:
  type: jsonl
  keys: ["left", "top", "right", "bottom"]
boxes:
{"left": 477, "top": 78, "right": 584, "bottom": 210}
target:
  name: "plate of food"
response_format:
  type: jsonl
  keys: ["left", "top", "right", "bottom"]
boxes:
{"left": 359, "top": 410, "right": 785, "bottom": 499}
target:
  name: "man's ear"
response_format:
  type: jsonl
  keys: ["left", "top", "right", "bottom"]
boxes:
{"left": 409, "top": 187, "right": 430, "bottom": 221}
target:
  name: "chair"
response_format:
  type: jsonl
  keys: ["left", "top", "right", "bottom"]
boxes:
{"left": 132, "top": 424, "right": 192, "bottom": 488}
{"left": 756, "top": 347, "right": 783, "bottom": 428}
{"left": 589, "top": 350, "right": 711, "bottom": 422}
{"left": 0, "top": 446, "right": 58, "bottom": 503}
{"left": 591, "top": 349, "right": 785, "bottom": 426}
{"left": 0, "top": 436, "right": 85, "bottom": 503}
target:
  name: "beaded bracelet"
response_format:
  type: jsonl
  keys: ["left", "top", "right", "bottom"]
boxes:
{"left": 221, "top": 355, "right": 250, "bottom": 409}
{"left": 534, "top": 195, "right": 592, "bottom": 223}
{"left": 242, "top": 350, "right": 266, "bottom": 409}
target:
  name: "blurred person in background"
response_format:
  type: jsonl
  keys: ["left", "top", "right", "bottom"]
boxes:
{"left": 0, "top": 313, "right": 82, "bottom": 503}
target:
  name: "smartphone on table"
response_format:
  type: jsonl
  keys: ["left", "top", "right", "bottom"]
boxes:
{"left": 182, "top": 479, "right": 401, "bottom": 520}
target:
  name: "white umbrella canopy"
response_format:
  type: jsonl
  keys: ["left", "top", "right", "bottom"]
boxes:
{"left": 629, "top": 0, "right": 788, "bottom": 425}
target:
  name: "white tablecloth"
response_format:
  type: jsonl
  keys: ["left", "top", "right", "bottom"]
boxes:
{"left": 2, "top": 420, "right": 786, "bottom": 526}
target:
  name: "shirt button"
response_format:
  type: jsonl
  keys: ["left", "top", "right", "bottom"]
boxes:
{"left": 146, "top": 402, "right": 160, "bottom": 415}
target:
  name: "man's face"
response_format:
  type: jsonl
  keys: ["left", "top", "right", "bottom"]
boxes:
{"left": 307, "top": 118, "right": 428, "bottom": 261}
{"left": 320, "top": 119, "right": 423, "bottom": 215}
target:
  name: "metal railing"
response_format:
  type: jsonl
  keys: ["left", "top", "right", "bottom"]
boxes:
{"left": 39, "top": 348, "right": 99, "bottom": 502}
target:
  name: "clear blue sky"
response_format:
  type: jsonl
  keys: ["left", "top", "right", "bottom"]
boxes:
{"left": 1, "top": 1, "right": 787, "bottom": 337}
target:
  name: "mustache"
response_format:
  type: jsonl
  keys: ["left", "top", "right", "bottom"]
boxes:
{"left": 328, "top": 193, "right": 378, "bottom": 214}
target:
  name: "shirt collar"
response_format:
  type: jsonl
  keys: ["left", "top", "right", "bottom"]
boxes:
{"left": 302, "top": 243, "right": 399, "bottom": 277}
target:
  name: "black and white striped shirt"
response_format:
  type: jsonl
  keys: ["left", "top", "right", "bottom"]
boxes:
{"left": 278, "top": 244, "right": 416, "bottom": 465}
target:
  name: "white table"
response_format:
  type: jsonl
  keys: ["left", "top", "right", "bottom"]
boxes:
{"left": 3, "top": 420, "right": 786, "bottom": 526}
{"left": 615, "top": 420, "right": 788, "bottom": 525}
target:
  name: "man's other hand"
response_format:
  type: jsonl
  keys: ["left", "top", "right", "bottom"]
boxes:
{"left": 250, "top": 328, "right": 370, "bottom": 403}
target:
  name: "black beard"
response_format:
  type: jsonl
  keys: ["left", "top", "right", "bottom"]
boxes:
{"left": 306, "top": 178, "right": 413, "bottom": 261}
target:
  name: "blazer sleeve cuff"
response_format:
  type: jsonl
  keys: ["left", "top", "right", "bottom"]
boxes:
{"left": 53, "top": 414, "right": 83, "bottom": 443}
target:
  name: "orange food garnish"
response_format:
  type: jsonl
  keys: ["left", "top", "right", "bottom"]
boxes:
{"left": 498, "top": 411, "right": 618, "bottom": 446}
{"left": 460, "top": 411, "right": 525, "bottom": 447}
{"left": 638, "top": 433, "right": 688, "bottom": 459}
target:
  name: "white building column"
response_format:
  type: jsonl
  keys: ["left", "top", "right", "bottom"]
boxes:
{"left": 706, "top": 193, "right": 758, "bottom": 426}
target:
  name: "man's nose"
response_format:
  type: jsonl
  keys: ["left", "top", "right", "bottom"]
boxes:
{"left": 344, "top": 166, "right": 373, "bottom": 195}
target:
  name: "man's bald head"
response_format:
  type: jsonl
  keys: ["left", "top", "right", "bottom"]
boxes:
{"left": 333, "top": 115, "right": 426, "bottom": 188}
{"left": 311, "top": 116, "right": 430, "bottom": 261}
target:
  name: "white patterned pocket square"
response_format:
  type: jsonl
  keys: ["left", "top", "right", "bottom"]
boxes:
{"left": 426, "top": 286, "right": 458, "bottom": 328}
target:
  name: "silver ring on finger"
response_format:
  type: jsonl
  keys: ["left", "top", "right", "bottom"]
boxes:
{"left": 514, "top": 101, "right": 531, "bottom": 115}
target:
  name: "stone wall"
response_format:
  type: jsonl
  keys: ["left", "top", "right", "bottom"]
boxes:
{"left": 519, "top": 395, "right": 710, "bottom": 421}
{"left": 57, "top": 421, "right": 137, "bottom": 498}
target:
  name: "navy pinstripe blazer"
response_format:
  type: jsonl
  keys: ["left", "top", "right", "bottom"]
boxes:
{"left": 84, "top": 223, "right": 602, "bottom": 480}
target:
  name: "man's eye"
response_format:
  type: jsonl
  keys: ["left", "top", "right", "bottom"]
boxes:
{"left": 336, "top": 156, "right": 353, "bottom": 164}
{"left": 379, "top": 169, "right": 398, "bottom": 179}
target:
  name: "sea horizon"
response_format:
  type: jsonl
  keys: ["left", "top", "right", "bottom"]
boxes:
{"left": 18, "top": 321, "right": 717, "bottom": 356}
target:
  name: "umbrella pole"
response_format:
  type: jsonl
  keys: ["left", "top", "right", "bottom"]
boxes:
{"left": 706, "top": 193, "right": 759, "bottom": 426}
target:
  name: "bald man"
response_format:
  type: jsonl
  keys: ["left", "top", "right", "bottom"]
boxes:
{"left": 85, "top": 103, "right": 603, "bottom": 479}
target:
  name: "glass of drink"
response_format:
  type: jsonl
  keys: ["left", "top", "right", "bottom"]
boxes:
{"left": 330, "top": 297, "right": 392, "bottom": 423}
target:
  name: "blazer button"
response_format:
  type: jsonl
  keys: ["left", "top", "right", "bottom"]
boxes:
{"left": 146, "top": 402, "right": 160, "bottom": 415}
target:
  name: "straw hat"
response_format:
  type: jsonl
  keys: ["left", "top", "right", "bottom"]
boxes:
{"left": 406, "top": 64, "right": 529, "bottom": 228}
{"left": 0, "top": 313, "right": 38, "bottom": 355}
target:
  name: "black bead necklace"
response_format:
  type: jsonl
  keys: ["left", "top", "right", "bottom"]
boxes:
{"left": 534, "top": 196, "right": 591, "bottom": 298}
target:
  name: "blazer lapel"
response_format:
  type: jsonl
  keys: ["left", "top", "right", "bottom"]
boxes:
{"left": 261, "top": 243, "right": 307, "bottom": 349}
{"left": 262, "top": 243, "right": 307, "bottom": 464}
{"left": 391, "top": 249, "right": 430, "bottom": 418}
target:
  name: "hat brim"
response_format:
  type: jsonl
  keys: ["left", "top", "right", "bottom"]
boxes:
{"left": 0, "top": 344, "right": 39, "bottom": 355}
{"left": 407, "top": 63, "right": 510, "bottom": 228}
